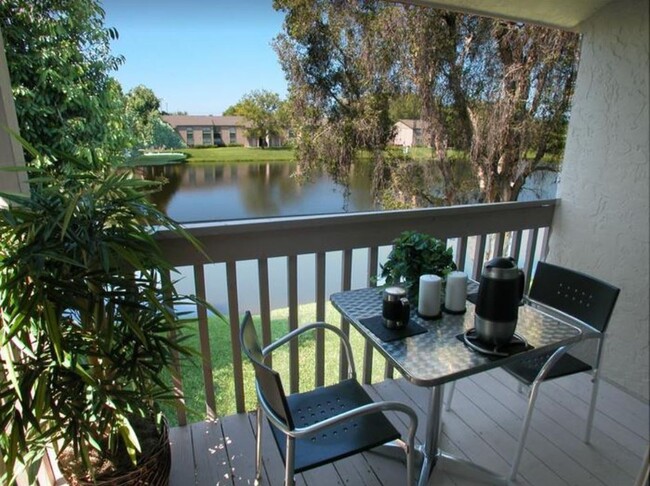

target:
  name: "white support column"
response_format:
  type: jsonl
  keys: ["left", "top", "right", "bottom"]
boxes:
{"left": 0, "top": 26, "right": 27, "bottom": 198}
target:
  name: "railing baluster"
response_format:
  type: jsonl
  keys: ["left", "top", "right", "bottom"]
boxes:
{"left": 194, "top": 264, "right": 216, "bottom": 419}
{"left": 523, "top": 228, "right": 539, "bottom": 293}
{"left": 226, "top": 261, "right": 245, "bottom": 413}
{"left": 287, "top": 255, "right": 299, "bottom": 393}
{"left": 315, "top": 252, "right": 326, "bottom": 387}
{"left": 258, "top": 258, "right": 272, "bottom": 367}
{"left": 510, "top": 230, "right": 523, "bottom": 262}
{"left": 339, "top": 249, "right": 352, "bottom": 381}
{"left": 362, "top": 247, "right": 379, "bottom": 384}
{"left": 163, "top": 269, "right": 187, "bottom": 426}
{"left": 455, "top": 237, "right": 468, "bottom": 271}
{"left": 539, "top": 226, "right": 551, "bottom": 262}
{"left": 472, "top": 234, "right": 487, "bottom": 280}
{"left": 494, "top": 232, "right": 506, "bottom": 257}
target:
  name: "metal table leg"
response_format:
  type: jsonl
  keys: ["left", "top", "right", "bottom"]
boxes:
{"left": 418, "top": 385, "right": 509, "bottom": 486}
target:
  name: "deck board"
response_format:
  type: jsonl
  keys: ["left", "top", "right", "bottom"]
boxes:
{"left": 480, "top": 369, "right": 642, "bottom": 479}
{"left": 167, "top": 373, "right": 648, "bottom": 486}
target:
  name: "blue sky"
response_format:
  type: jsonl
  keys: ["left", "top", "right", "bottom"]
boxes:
{"left": 103, "top": 0, "right": 288, "bottom": 115}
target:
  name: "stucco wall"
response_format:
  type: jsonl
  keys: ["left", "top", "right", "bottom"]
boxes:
{"left": 0, "top": 27, "right": 27, "bottom": 196}
{"left": 548, "top": 0, "right": 649, "bottom": 400}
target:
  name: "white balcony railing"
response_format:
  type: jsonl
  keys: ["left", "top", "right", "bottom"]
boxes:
{"left": 155, "top": 199, "right": 558, "bottom": 425}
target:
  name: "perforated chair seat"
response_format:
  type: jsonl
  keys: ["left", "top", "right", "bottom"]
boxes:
{"left": 504, "top": 351, "right": 593, "bottom": 385}
{"left": 269, "top": 378, "right": 400, "bottom": 473}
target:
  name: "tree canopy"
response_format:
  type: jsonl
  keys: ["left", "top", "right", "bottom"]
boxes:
{"left": 123, "top": 85, "right": 184, "bottom": 151}
{"left": 224, "top": 90, "right": 286, "bottom": 147}
{"left": 0, "top": 0, "right": 130, "bottom": 160}
{"left": 273, "top": 1, "right": 580, "bottom": 203}
{"left": 273, "top": 0, "right": 398, "bottom": 179}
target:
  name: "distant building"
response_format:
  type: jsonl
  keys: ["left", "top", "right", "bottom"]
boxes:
{"left": 393, "top": 119, "right": 431, "bottom": 147}
{"left": 161, "top": 115, "right": 284, "bottom": 148}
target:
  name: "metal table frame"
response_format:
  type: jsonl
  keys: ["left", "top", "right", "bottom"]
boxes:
{"left": 331, "top": 286, "right": 587, "bottom": 485}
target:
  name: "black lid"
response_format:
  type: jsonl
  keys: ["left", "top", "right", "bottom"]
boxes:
{"left": 482, "top": 256, "right": 520, "bottom": 279}
{"left": 485, "top": 256, "right": 517, "bottom": 269}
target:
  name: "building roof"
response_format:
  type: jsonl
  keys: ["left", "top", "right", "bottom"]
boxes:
{"left": 397, "top": 119, "right": 430, "bottom": 130}
{"left": 393, "top": 0, "right": 613, "bottom": 30}
{"left": 162, "top": 115, "right": 249, "bottom": 128}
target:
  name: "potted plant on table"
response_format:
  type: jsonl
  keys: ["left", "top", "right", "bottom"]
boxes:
{"left": 380, "top": 231, "right": 457, "bottom": 302}
{"left": 0, "top": 147, "right": 207, "bottom": 485}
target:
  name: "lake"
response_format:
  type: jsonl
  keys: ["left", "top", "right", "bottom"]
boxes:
{"left": 142, "top": 161, "right": 557, "bottom": 313}
{"left": 143, "top": 161, "right": 557, "bottom": 223}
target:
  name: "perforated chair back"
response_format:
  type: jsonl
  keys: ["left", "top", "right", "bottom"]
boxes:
{"left": 529, "top": 262, "right": 620, "bottom": 333}
{"left": 240, "top": 311, "right": 294, "bottom": 430}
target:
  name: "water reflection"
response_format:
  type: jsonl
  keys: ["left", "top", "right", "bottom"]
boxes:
{"left": 141, "top": 162, "right": 377, "bottom": 223}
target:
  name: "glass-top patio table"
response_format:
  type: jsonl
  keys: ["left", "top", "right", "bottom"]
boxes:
{"left": 331, "top": 285, "right": 587, "bottom": 485}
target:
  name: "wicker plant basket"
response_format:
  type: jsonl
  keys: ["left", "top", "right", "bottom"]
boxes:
{"left": 66, "top": 418, "right": 171, "bottom": 486}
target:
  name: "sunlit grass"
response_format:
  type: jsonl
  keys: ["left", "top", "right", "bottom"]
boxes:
{"left": 161, "top": 302, "right": 388, "bottom": 425}
{"left": 173, "top": 146, "right": 294, "bottom": 163}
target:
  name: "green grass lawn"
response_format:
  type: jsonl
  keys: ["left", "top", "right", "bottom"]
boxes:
{"left": 161, "top": 302, "right": 388, "bottom": 425}
{"left": 172, "top": 146, "right": 295, "bottom": 163}
{"left": 169, "top": 146, "right": 559, "bottom": 166}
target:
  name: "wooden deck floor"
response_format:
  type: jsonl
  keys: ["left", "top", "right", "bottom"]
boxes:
{"left": 168, "top": 369, "right": 649, "bottom": 486}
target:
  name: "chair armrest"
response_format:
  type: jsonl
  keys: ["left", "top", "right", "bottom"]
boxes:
{"left": 260, "top": 394, "right": 417, "bottom": 447}
{"left": 524, "top": 297, "right": 601, "bottom": 336}
{"left": 531, "top": 344, "right": 571, "bottom": 383}
{"left": 263, "top": 322, "right": 357, "bottom": 378}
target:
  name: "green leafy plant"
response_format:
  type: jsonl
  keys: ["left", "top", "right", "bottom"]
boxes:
{"left": 0, "top": 146, "right": 213, "bottom": 483}
{"left": 380, "top": 231, "right": 456, "bottom": 301}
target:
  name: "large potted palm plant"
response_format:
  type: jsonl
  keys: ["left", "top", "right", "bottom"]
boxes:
{"left": 0, "top": 146, "right": 206, "bottom": 484}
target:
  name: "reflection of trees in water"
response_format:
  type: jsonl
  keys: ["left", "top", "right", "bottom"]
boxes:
{"left": 346, "top": 161, "right": 376, "bottom": 210}
{"left": 238, "top": 163, "right": 302, "bottom": 215}
{"left": 143, "top": 160, "right": 523, "bottom": 220}
{"left": 140, "top": 161, "right": 555, "bottom": 221}
{"left": 143, "top": 165, "right": 184, "bottom": 214}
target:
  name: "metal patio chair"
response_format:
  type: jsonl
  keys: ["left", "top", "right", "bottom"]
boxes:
{"left": 240, "top": 311, "right": 419, "bottom": 486}
{"left": 445, "top": 261, "right": 620, "bottom": 481}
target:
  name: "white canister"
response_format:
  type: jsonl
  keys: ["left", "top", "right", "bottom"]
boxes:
{"left": 445, "top": 271, "right": 468, "bottom": 313}
{"left": 418, "top": 274, "right": 442, "bottom": 319}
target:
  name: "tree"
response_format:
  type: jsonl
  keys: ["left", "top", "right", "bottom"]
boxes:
{"left": 0, "top": 0, "right": 129, "bottom": 161}
{"left": 123, "top": 85, "right": 184, "bottom": 150}
{"left": 125, "top": 85, "right": 160, "bottom": 149}
{"left": 273, "top": 0, "right": 398, "bottom": 179}
{"left": 398, "top": 10, "right": 579, "bottom": 202}
{"left": 151, "top": 117, "right": 185, "bottom": 149}
{"left": 389, "top": 93, "right": 422, "bottom": 123}
{"left": 273, "top": 1, "right": 579, "bottom": 203}
{"left": 224, "top": 90, "right": 285, "bottom": 148}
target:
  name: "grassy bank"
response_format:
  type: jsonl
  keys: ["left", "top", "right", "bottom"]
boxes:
{"left": 162, "top": 302, "right": 387, "bottom": 424}
{"left": 174, "top": 146, "right": 295, "bottom": 163}
{"left": 172, "top": 145, "right": 559, "bottom": 165}
{"left": 127, "top": 152, "right": 187, "bottom": 166}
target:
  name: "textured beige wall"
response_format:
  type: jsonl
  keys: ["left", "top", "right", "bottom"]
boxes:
{"left": 0, "top": 27, "right": 27, "bottom": 196}
{"left": 548, "top": 0, "right": 649, "bottom": 399}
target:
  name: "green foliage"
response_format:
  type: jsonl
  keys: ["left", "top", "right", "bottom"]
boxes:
{"left": 273, "top": 1, "right": 579, "bottom": 203}
{"left": 0, "top": 0, "right": 130, "bottom": 159}
{"left": 273, "top": 0, "right": 398, "bottom": 181}
{"left": 0, "top": 147, "right": 215, "bottom": 482}
{"left": 389, "top": 93, "right": 422, "bottom": 122}
{"left": 151, "top": 117, "right": 186, "bottom": 150}
{"left": 224, "top": 90, "right": 286, "bottom": 147}
{"left": 124, "top": 85, "right": 160, "bottom": 149}
{"left": 380, "top": 231, "right": 456, "bottom": 301}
